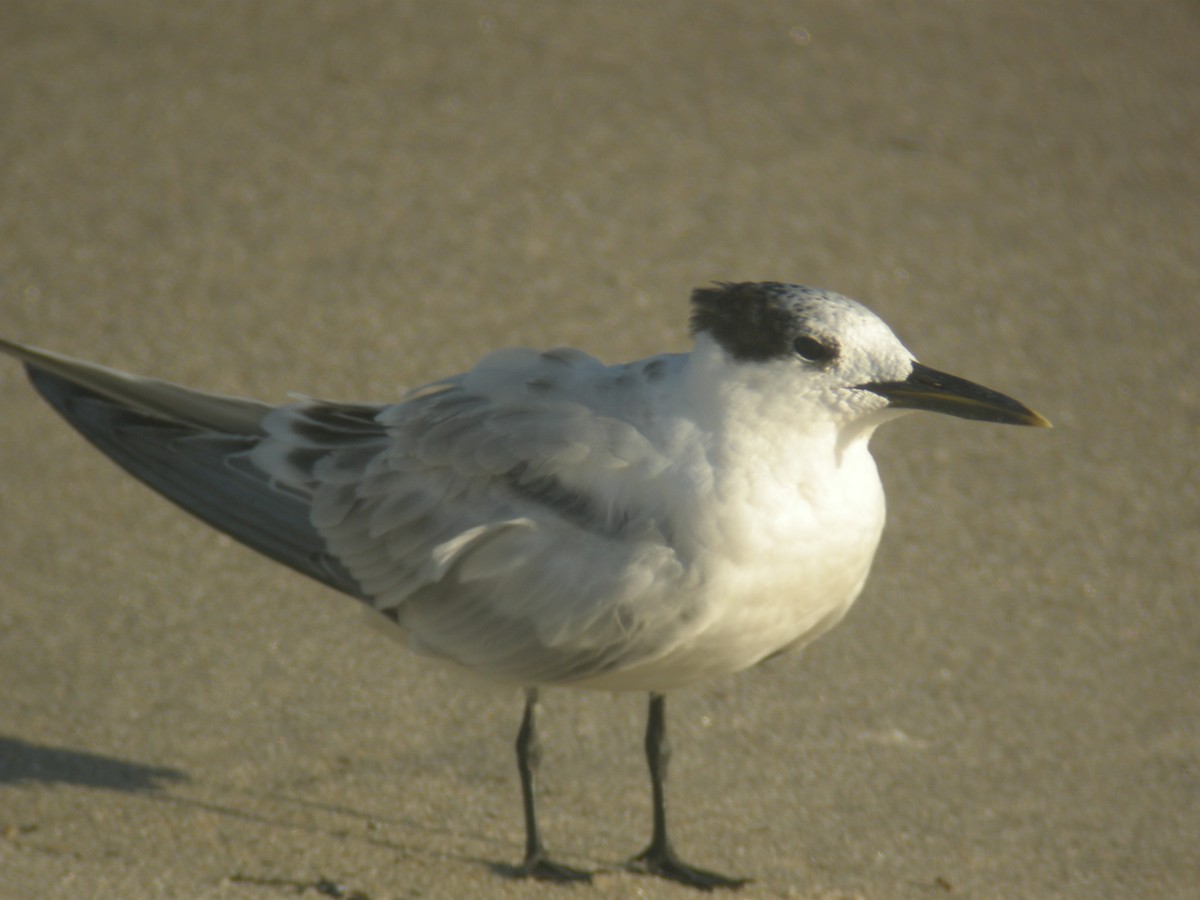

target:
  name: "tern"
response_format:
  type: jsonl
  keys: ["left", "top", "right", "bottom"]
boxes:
{"left": 0, "top": 282, "right": 1048, "bottom": 889}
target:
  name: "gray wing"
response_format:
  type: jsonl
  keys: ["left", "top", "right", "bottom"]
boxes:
{"left": 253, "top": 346, "right": 694, "bottom": 685}
{"left": 0, "top": 338, "right": 364, "bottom": 597}
{"left": 4, "top": 339, "right": 694, "bottom": 685}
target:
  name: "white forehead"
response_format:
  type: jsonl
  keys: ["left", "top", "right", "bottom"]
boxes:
{"left": 779, "top": 288, "right": 906, "bottom": 347}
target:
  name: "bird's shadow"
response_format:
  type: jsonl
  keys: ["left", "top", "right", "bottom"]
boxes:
{"left": 0, "top": 733, "right": 517, "bottom": 876}
{"left": 0, "top": 734, "right": 187, "bottom": 791}
{"left": 0, "top": 734, "right": 603, "bottom": 886}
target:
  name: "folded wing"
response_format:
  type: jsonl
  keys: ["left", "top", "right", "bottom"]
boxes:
{"left": 254, "top": 347, "right": 690, "bottom": 684}
{"left": 1, "top": 338, "right": 365, "bottom": 597}
{"left": 4, "top": 339, "right": 693, "bottom": 685}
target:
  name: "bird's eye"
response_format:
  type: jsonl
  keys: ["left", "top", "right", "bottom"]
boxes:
{"left": 792, "top": 335, "right": 837, "bottom": 364}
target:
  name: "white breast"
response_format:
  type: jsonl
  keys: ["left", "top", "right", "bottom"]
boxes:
{"left": 569, "top": 426, "right": 887, "bottom": 692}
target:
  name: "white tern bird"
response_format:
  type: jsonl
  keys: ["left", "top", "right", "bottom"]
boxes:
{"left": 0, "top": 282, "right": 1049, "bottom": 889}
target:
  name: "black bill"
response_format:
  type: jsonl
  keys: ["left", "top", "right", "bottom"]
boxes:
{"left": 860, "top": 362, "right": 1051, "bottom": 427}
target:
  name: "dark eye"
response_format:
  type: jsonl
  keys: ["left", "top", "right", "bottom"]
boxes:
{"left": 792, "top": 335, "right": 837, "bottom": 364}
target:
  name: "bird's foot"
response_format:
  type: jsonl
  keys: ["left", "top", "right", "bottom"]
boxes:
{"left": 630, "top": 843, "right": 749, "bottom": 890}
{"left": 514, "top": 850, "right": 593, "bottom": 884}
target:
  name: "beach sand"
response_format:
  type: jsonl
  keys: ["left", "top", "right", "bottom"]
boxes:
{"left": 1, "top": 3, "right": 1196, "bottom": 897}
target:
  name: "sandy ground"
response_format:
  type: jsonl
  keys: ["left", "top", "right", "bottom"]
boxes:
{"left": 1, "top": 2, "right": 1197, "bottom": 898}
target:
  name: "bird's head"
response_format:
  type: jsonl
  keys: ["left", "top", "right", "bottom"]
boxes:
{"left": 689, "top": 282, "right": 1050, "bottom": 431}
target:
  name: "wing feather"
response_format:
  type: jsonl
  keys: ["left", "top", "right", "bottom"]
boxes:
{"left": 252, "top": 348, "right": 695, "bottom": 683}
{"left": 5, "top": 336, "right": 696, "bottom": 687}
{"left": 0, "top": 341, "right": 364, "bottom": 598}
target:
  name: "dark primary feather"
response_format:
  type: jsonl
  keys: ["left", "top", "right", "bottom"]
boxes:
{"left": 25, "top": 366, "right": 365, "bottom": 599}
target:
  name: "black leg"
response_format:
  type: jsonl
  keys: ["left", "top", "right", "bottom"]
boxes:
{"left": 631, "top": 693, "right": 749, "bottom": 890}
{"left": 513, "top": 688, "right": 592, "bottom": 882}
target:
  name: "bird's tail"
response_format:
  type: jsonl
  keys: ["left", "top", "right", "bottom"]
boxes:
{"left": 0, "top": 338, "right": 364, "bottom": 598}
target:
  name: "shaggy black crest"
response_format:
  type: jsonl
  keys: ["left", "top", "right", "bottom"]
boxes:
{"left": 689, "top": 282, "right": 800, "bottom": 361}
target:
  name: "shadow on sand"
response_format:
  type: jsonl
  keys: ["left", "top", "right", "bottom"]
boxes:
{"left": 0, "top": 734, "right": 187, "bottom": 791}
